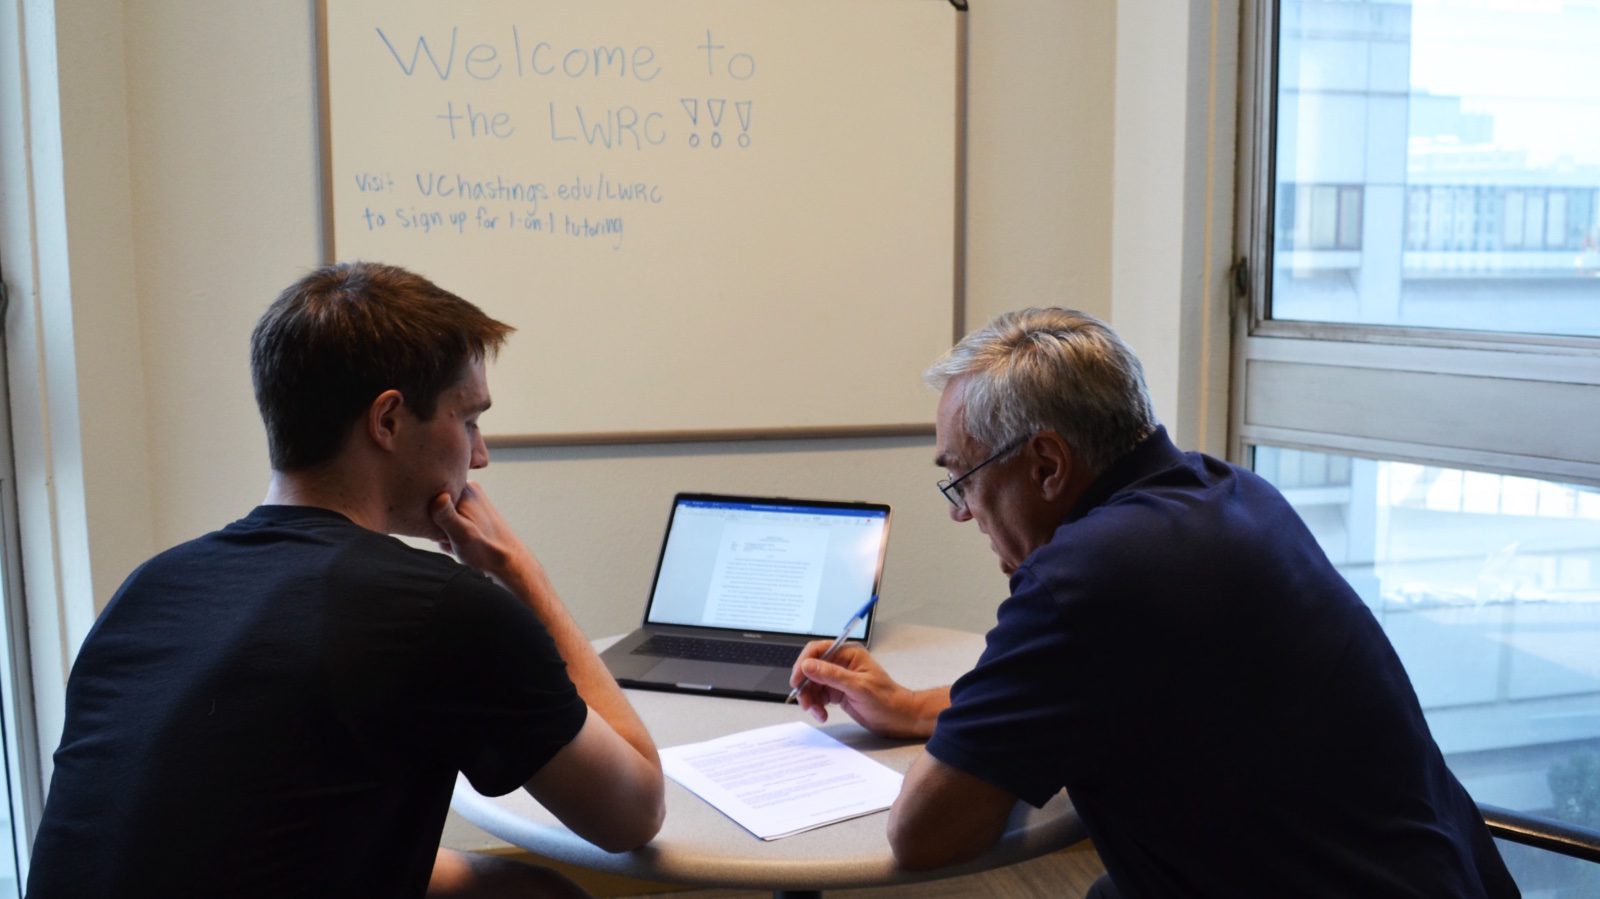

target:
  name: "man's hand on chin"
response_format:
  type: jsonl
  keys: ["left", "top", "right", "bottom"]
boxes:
{"left": 429, "top": 483, "right": 543, "bottom": 588}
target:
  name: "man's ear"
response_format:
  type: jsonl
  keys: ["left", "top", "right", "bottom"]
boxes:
{"left": 367, "top": 389, "right": 407, "bottom": 452}
{"left": 1030, "top": 431, "right": 1076, "bottom": 502}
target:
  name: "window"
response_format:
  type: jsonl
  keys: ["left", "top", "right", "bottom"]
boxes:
{"left": 1268, "top": 0, "right": 1600, "bottom": 335}
{"left": 1236, "top": 1, "right": 1600, "bottom": 890}
{"left": 1256, "top": 448, "right": 1598, "bottom": 731}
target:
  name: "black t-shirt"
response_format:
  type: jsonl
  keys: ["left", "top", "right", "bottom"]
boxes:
{"left": 27, "top": 506, "right": 588, "bottom": 898}
{"left": 927, "top": 428, "right": 1517, "bottom": 898}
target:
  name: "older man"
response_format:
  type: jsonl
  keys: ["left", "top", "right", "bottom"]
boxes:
{"left": 792, "top": 309, "right": 1516, "bottom": 897}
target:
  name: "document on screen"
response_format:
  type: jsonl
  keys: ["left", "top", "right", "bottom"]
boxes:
{"left": 701, "top": 523, "right": 828, "bottom": 632}
{"left": 660, "top": 721, "right": 904, "bottom": 841}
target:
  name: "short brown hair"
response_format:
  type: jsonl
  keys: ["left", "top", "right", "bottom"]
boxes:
{"left": 250, "top": 262, "right": 514, "bottom": 471}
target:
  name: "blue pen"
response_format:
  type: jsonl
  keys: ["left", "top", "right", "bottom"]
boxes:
{"left": 785, "top": 595, "right": 878, "bottom": 704}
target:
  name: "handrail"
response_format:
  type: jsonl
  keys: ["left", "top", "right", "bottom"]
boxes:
{"left": 1479, "top": 803, "right": 1600, "bottom": 865}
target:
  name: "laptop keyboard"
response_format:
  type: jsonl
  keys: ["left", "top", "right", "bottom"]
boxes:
{"left": 632, "top": 634, "right": 802, "bottom": 668}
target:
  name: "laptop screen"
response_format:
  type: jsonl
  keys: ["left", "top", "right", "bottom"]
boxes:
{"left": 643, "top": 495, "right": 890, "bottom": 639}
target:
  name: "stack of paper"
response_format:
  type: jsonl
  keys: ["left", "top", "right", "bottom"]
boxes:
{"left": 660, "top": 721, "right": 904, "bottom": 841}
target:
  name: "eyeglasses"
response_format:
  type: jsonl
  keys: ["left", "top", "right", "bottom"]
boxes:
{"left": 937, "top": 437, "right": 1026, "bottom": 513}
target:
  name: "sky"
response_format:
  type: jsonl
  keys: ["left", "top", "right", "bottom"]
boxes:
{"left": 1409, "top": 0, "right": 1600, "bottom": 167}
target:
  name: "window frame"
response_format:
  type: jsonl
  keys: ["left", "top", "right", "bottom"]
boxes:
{"left": 1230, "top": 0, "right": 1600, "bottom": 489}
{"left": 0, "top": 281, "right": 41, "bottom": 891}
{"left": 0, "top": 0, "right": 51, "bottom": 880}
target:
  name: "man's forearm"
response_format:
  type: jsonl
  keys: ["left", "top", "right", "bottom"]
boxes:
{"left": 888, "top": 752, "right": 1016, "bottom": 869}
{"left": 497, "top": 556, "right": 657, "bottom": 764}
{"left": 431, "top": 483, "right": 658, "bottom": 765}
{"left": 904, "top": 687, "right": 953, "bottom": 740}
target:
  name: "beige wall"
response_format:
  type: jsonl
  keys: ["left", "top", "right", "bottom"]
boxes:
{"left": 1111, "top": 0, "right": 1236, "bottom": 457}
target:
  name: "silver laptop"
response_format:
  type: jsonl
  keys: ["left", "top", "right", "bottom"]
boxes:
{"left": 600, "top": 493, "right": 891, "bottom": 702}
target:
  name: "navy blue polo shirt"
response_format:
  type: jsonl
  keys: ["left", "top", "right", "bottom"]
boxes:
{"left": 926, "top": 428, "right": 1516, "bottom": 897}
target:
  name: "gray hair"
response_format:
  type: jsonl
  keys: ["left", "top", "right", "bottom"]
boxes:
{"left": 923, "top": 308, "right": 1158, "bottom": 475}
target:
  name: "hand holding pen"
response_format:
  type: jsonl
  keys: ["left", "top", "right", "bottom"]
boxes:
{"left": 786, "top": 595, "right": 877, "bottom": 704}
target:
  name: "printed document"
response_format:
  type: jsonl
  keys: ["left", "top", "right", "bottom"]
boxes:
{"left": 660, "top": 721, "right": 904, "bottom": 840}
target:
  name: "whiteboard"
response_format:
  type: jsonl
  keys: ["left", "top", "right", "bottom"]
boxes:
{"left": 321, "top": 0, "right": 962, "bottom": 442}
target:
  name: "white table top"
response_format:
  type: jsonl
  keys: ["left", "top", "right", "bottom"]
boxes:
{"left": 450, "top": 622, "right": 1084, "bottom": 891}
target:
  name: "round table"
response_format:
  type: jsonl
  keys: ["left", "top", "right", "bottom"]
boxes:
{"left": 451, "top": 622, "right": 1084, "bottom": 896}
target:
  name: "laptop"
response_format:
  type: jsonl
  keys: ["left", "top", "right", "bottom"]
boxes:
{"left": 600, "top": 493, "right": 891, "bottom": 702}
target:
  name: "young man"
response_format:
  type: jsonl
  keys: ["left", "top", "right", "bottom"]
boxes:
{"left": 28, "top": 262, "right": 663, "bottom": 897}
{"left": 791, "top": 308, "right": 1517, "bottom": 897}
